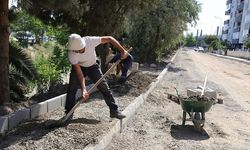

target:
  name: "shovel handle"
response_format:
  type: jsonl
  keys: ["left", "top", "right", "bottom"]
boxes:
{"left": 201, "top": 73, "right": 208, "bottom": 96}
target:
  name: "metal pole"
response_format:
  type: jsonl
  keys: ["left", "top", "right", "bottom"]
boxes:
{"left": 214, "top": 16, "right": 223, "bottom": 40}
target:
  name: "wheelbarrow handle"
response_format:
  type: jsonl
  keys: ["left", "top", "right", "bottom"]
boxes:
{"left": 174, "top": 87, "right": 180, "bottom": 97}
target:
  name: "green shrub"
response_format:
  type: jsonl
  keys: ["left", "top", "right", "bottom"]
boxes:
{"left": 209, "top": 40, "right": 221, "bottom": 50}
{"left": 50, "top": 44, "right": 70, "bottom": 73}
{"left": 35, "top": 54, "right": 62, "bottom": 93}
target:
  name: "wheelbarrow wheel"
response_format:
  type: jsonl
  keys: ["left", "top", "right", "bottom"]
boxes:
{"left": 182, "top": 111, "right": 186, "bottom": 125}
{"left": 194, "top": 122, "right": 202, "bottom": 132}
{"left": 194, "top": 112, "right": 201, "bottom": 120}
{"left": 193, "top": 112, "right": 203, "bottom": 132}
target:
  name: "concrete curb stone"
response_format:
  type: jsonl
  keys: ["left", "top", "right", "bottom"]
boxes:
{"left": 8, "top": 108, "right": 30, "bottom": 129}
{"left": 47, "top": 96, "right": 62, "bottom": 113}
{"left": 61, "top": 94, "right": 67, "bottom": 107}
{"left": 30, "top": 101, "right": 48, "bottom": 119}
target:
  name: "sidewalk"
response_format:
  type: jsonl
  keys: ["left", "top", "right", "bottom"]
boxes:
{"left": 209, "top": 53, "right": 250, "bottom": 65}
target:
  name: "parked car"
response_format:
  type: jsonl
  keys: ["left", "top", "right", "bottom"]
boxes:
{"left": 194, "top": 47, "right": 204, "bottom": 52}
{"left": 198, "top": 47, "right": 204, "bottom": 52}
{"left": 14, "top": 31, "right": 36, "bottom": 44}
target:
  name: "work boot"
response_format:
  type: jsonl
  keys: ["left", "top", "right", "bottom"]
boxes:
{"left": 110, "top": 111, "right": 126, "bottom": 119}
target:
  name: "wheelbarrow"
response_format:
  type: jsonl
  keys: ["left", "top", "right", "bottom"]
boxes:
{"left": 180, "top": 96, "right": 213, "bottom": 132}
{"left": 167, "top": 92, "right": 214, "bottom": 132}
{"left": 178, "top": 73, "right": 213, "bottom": 132}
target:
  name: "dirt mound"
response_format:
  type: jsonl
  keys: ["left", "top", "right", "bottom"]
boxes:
{"left": 108, "top": 71, "right": 158, "bottom": 97}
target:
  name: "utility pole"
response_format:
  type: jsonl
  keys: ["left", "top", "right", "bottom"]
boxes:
{"left": 216, "top": 26, "right": 219, "bottom": 37}
{"left": 196, "top": 29, "right": 199, "bottom": 47}
{"left": 214, "top": 16, "right": 223, "bottom": 40}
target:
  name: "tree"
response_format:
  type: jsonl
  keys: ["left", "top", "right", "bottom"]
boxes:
{"left": 11, "top": 10, "right": 44, "bottom": 45}
{"left": 209, "top": 40, "right": 221, "bottom": 50}
{"left": 244, "top": 35, "right": 250, "bottom": 52}
{"left": 19, "top": 0, "right": 143, "bottom": 71}
{"left": 0, "top": 0, "right": 10, "bottom": 105}
{"left": 127, "top": 0, "right": 200, "bottom": 62}
{"left": 185, "top": 33, "right": 196, "bottom": 47}
{"left": 204, "top": 35, "right": 219, "bottom": 45}
{"left": 204, "top": 35, "right": 222, "bottom": 50}
{"left": 19, "top": 0, "right": 200, "bottom": 63}
{"left": 19, "top": 0, "right": 139, "bottom": 35}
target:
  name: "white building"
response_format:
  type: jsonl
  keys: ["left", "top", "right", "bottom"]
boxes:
{"left": 222, "top": 0, "right": 250, "bottom": 49}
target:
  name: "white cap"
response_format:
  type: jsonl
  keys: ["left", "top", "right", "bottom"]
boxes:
{"left": 67, "top": 33, "right": 86, "bottom": 50}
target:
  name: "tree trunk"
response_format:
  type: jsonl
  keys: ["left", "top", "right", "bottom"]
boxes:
{"left": 0, "top": 0, "right": 10, "bottom": 105}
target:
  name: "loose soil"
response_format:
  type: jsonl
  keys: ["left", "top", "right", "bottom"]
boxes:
{"left": 0, "top": 70, "right": 159, "bottom": 150}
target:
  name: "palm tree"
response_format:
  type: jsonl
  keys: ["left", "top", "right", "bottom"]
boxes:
{"left": 0, "top": 0, "right": 38, "bottom": 105}
{"left": 0, "top": 0, "right": 10, "bottom": 105}
{"left": 9, "top": 41, "right": 37, "bottom": 101}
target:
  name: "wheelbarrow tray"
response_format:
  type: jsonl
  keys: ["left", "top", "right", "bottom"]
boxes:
{"left": 180, "top": 99, "right": 213, "bottom": 113}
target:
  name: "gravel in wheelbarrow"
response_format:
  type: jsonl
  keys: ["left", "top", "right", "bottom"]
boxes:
{"left": 180, "top": 96, "right": 214, "bottom": 112}
{"left": 180, "top": 95, "right": 215, "bottom": 112}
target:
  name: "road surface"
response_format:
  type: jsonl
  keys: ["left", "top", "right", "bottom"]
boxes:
{"left": 106, "top": 48, "right": 250, "bottom": 150}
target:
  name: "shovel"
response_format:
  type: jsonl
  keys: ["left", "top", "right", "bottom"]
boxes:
{"left": 201, "top": 72, "right": 208, "bottom": 97}
{"left": 47, "top": 47, "right": 133, "bottom": 128}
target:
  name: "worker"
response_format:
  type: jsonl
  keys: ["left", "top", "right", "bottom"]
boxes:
{"left": 106, "top": 47, "right": 133, "bottom": 83}
{"left": 65, "top": 33, "right": 128, "bottom": 121}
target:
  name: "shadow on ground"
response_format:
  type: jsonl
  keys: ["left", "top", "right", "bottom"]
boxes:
{"left": 167, "top": 66, "right": 187, "bottom": 73}
{"left": 170, "top": 125, "right": 210, "bottom": 140}
{"left": 0, "top": 117, "right": 100, "bottom": 149}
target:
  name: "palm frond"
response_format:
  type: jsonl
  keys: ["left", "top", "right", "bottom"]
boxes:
{"left": 9, "top": 42, "right": 37, "bottom": 80}
{"left": 9, "top": 42, "right": 37, "bottom": 100}
{"left": 9, "top": 64, "right": 28, "bottom": 84}
{"left": 18, "top": 0, "right": 33, "bottom": 9}
{"left": 9, "top": 64, "right": 26, "bottom": 100}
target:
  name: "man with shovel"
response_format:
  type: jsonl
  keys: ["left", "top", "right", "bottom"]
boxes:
{"left": 65, "top": 33, "right": 128, "bottom": 121}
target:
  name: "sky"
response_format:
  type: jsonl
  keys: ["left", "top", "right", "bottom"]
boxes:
{"left": 8, "top": 0, "right": 17, "bottom": 8}
{"left": 188, "top": 0, "right": 228, "bottom": 36}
